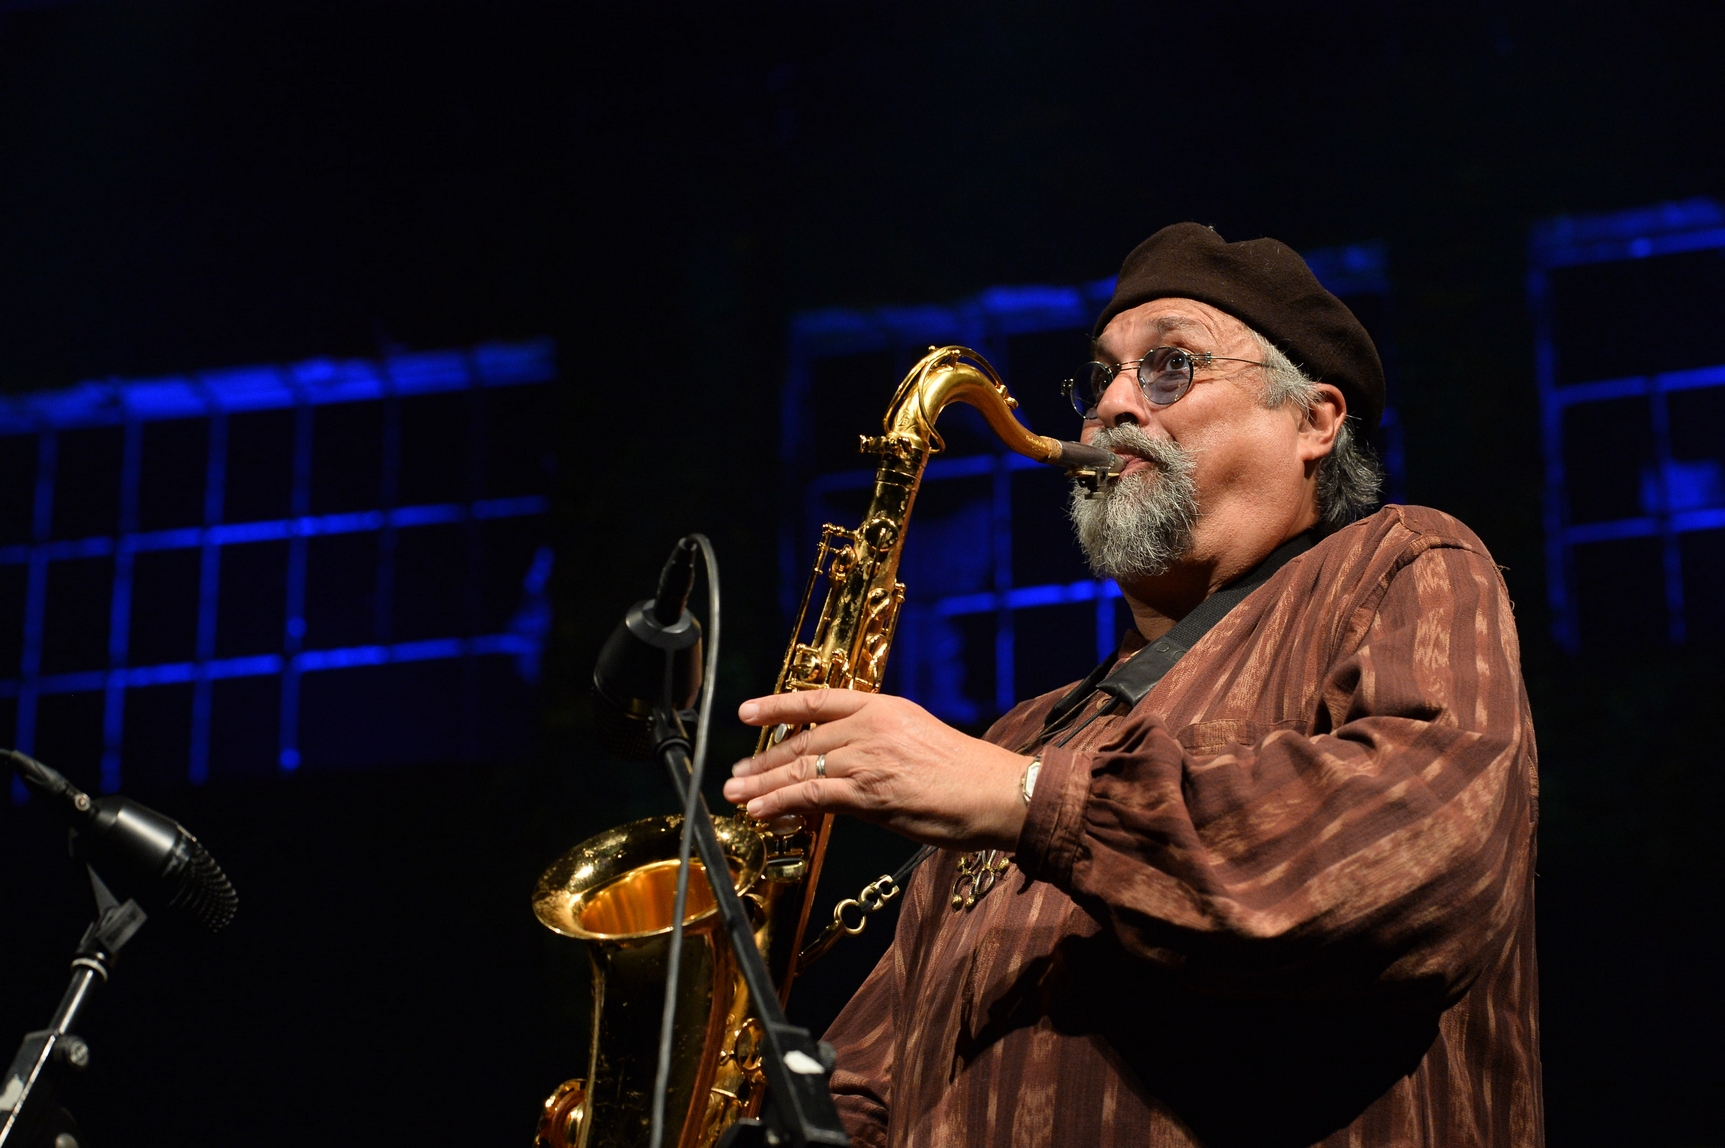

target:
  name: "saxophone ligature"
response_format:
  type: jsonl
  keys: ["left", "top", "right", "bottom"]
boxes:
{"left": 530, "top": 347, "right": 1120, "bottom": 1148}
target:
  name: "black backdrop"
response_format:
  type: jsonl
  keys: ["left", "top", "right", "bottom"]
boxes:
{"left": 1, "top": 2, "right": 1723, "bottom": 1145}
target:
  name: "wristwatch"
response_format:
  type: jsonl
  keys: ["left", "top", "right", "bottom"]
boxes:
{"left": 1019, "top": 755, "right": 1042, "bottom": 805}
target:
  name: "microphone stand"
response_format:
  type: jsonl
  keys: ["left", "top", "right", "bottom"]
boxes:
{"left": 647, "top": 705, "right": 851, "bottom": 1148}
{"left": 0, "top": 870, "right": 146, "bottom": 1148}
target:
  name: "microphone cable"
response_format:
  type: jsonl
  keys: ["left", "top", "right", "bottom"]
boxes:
{"left": 648, "top": 532, "right": 720, "bottom": 1148}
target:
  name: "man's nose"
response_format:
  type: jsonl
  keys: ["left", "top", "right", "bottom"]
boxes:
{"left": 1094, "top": 369, "right": 1151, "bottom": 427}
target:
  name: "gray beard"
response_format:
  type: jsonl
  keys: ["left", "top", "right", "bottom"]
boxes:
{"left": 1067, "top": 424, "right": 1200, "bottom": 582}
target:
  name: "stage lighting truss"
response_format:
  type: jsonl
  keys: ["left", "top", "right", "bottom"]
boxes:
{"left": 1529, "top": 198, "right": 1725, "bottom": 653}
{"left": 0, "top": 340, "right": 555, "bottom": 797}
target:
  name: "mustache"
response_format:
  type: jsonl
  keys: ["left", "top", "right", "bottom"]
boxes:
{"left": 1086, "top": 424, "right": 1194, "bottom": 472}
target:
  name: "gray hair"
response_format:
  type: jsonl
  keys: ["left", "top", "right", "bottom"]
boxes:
{"left": 1066, "top": 424, "right": 1199, "bottom": 583}
{"left": 1249, "top": 330, "right": 1384, "bottom": 530}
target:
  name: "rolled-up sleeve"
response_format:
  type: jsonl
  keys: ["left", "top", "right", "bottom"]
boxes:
{"left": 1015, "top": 544, "right": 1537, "bottom": 1008}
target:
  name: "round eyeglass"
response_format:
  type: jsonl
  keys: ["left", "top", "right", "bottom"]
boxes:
{"left": 1061, "top": 346, "right": 1269, "bottom": 419}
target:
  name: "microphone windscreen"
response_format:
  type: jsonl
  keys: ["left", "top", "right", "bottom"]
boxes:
{"left": 164, "top": 833, "right": 239, "bottom": 933}
{"left": 592, "top": 684, "right": 658, "bottom": 761}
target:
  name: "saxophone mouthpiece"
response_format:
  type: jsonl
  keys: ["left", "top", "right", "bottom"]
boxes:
{"left": 1045, "top": 439, "right": 1124, "bottom": 496}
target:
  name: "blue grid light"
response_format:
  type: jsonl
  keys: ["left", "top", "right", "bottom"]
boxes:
{"left": 1528, "top": 198, "right": 1725, "bottom": 651}
{"left": 2, "top": 339, "right": 555, "bottom": 798}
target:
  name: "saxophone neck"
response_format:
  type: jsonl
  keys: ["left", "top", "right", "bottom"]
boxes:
{"left": 867, "top": 346, "right": 1122, "bottom": 490}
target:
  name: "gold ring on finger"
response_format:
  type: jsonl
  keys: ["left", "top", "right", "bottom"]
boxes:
{"left": 815, "top": 753, "right": 827, "bottom": 779}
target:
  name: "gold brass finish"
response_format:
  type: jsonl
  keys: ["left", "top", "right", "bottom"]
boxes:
{"left": 536, "top": 1079, "right": 588, "bottom": 1148}
{"left": 950, "top": 849, "right": 1014, "bottom": 910}
{"left": 795, "top": 873, "right": 904, "bottom": 973}
{"left": 531, "top": 816, "right": 765, "bottom": 1148}
{"left": 750, "top": 347, "right": 1074, "bottom": 1013}
{"left": 532, "top": 346, "right": 1077, "bottom": 1147}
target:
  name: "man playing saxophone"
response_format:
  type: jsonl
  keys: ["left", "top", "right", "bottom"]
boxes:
{"left": 723, "top": 223, "right": 1542, "bottom": 1147}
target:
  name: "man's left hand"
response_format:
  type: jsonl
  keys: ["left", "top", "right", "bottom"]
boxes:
{"left": 723, "top": 690, "right": 1031, "bottom": 853}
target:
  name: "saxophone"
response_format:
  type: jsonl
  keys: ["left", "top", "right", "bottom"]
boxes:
{"left": 530, "top": 347, "right": 1119, "bottom": 1148}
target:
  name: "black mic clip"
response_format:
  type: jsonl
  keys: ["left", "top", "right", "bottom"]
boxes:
{"left": 72, "top": 866, "right": 148, "bottom": 984}
{"left": 0, "top": 751, "right": 237, "bottom": 1148}
{"left": 592, "top": 538, "right": 705, "bottom": 760}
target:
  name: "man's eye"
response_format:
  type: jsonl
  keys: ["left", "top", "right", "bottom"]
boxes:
{"left": 1166, "top": 350, "right": 1193, "bottom": 371}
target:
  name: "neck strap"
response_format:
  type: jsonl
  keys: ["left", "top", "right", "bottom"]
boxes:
{"left": 1038, "top": 528, "right": 1320, "bottom": 738}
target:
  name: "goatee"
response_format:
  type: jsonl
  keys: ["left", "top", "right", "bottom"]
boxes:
{"left": 1067, "top": 424, "right": 1200, "bottom": 582}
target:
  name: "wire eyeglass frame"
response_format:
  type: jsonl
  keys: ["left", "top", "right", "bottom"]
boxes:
{"left": 1062, "top": 346, "right": 1269, "bottom": 419}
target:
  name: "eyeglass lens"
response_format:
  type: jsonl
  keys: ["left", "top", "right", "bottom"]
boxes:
{"left": 1065, "top": 348, "right": 1198, "bottom": 416}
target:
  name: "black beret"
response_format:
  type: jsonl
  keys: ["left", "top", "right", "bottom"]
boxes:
{"left": 1093, "top": 222, "right": 1386, "bottom": 433}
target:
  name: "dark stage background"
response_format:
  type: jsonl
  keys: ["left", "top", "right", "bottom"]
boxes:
{"left": 1, "top": 2, "right": 1722, "bottom": 1145}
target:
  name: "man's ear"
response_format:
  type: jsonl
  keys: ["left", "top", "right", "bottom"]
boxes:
{"left": 1296, "top": 384, "right": 1347, "bottom": 464}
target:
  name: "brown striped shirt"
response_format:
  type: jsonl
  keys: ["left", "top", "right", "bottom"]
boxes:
{"left": 823, "top": 505, "right": 1542, "bottom": 1147}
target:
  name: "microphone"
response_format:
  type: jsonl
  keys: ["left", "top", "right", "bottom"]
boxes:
{"left": 5, "top": 750, "right": 239, "bottom": 932}
{"left": 592, "top": 537, "right": 704, "bottom": 760}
